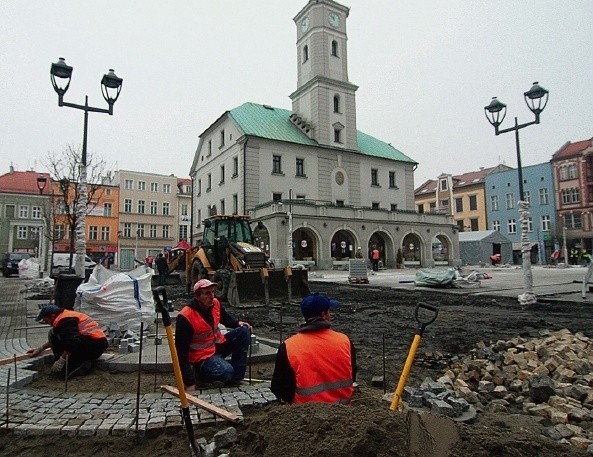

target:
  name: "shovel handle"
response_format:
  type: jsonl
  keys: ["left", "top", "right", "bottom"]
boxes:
{"left": 414, "top": 302, "right": 438, "bottom": 334}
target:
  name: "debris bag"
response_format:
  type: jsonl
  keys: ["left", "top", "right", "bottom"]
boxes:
{"left": 73, "top": 264, "right": 155, "bottom": 334}
{"left": 18, "top": 257, "right": 40, "bottom": 279}
{"left": 414, "top": 268, "right": 456, "bottom": 287}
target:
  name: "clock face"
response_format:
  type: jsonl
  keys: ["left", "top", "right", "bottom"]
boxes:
{"left": 301, "top": 17, "right": 310, "bottom": 33}
{"left": 328, "top": 12, "right": 340, "bottom": 28}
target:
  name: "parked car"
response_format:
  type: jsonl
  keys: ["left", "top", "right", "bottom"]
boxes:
{"left": 51, "top": 253, "right": 96, "bottom": 277}
{"left": 2, "top": 252, "right": 31, "bottom": 277}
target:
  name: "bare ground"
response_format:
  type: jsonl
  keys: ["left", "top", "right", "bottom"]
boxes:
{"left": 2, "top": 281, "right": 592, "bottom": 456}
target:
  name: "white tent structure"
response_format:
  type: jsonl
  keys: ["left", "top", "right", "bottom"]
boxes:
{"left": 459, "top": 230, "right": 512, "bottom": 266}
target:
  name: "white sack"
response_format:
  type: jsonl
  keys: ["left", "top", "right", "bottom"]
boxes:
{"left": 74, "top": 264, "right": 155, "bottom": 334}
{"left": 19, "top": 258, "right": 40, "bottom": 279}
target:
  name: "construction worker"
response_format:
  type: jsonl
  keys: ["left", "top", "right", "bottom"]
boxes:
{"left": 155, "top": 253, "right": 168, "bottom": 286}
{"left": 27, "top": 305, "right": 108, "bottom": 376}
{"left": 175, "top": 278, "right": 252, "bottom": 390}
{"left": 371, "top": 246, "right": 380, "bottom": 271}
{"left": 271, "top": 292, "right": 356, "bottom": 404}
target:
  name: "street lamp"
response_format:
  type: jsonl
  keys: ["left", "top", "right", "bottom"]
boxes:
{"left": 117, "top": 230, "right": 122, "bottom": 271}
{"left": 484, "top": 82, "right": 549, "bottom": 306}
{"left": 50, "top": 57, "right": 123, "bottom": 278}
{"left": 36, "top": 176, "right": 48, "bottom": 275}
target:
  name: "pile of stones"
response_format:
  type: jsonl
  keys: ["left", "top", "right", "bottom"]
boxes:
{"left": 104, "top": 323, "right": 147, "bottom": 353}
{"left": 442, "top": 328, "right": 593, "bottom": 450}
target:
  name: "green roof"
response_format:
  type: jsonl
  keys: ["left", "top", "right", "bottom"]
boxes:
{"left": 229, "top": 102, "right": 416, "bottom": 164}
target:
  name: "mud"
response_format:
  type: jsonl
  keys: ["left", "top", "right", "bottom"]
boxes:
{"left": 2, "top": 282, "right": 592, "bottom": 456}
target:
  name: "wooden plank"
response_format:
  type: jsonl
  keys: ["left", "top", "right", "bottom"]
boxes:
{"left": 161, "top": 385, "right": 242, "bottom": 423}
{"left": 0, "top": 348, "right": 51, "bottom": 366}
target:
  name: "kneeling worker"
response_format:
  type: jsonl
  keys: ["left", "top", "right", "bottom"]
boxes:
{"left": 28, "top": 305, "right": 109, "bottom": 376}
{"left": 175, "top": 278, "right": 252, "bottom": 390}
{"left": 271, "top": 292, "right": 356, "bottom": 404}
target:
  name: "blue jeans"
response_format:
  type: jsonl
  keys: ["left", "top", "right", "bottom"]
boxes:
{"left": 197, "top": 326, "right": 250, "bottom": 383}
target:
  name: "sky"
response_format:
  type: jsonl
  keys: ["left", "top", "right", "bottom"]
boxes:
{"left": 1, "top": 1, "right": 592, "bottom": 186}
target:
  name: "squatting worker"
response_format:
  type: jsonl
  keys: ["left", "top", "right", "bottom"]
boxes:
{"left": 27, "top": 305, "right": 109, "bottom": 375}
{"left": 271, "top": 292, "right": 356, "bottom": 404}
{"left": 175, "top": 278, "right": 252, "bottom": 390}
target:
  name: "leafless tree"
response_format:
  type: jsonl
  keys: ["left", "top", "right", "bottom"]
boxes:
{"left": 42, "top": 145, "right": 109, "bottom": 267}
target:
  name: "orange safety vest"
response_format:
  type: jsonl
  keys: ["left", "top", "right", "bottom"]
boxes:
{"left": 285, "top": 329, "right": 354, "bottom": 404}
{"left": 179, "top": 300, "right": 226, "bottom": 364}
{"left": 371, "top": 249, "right": 380, "bottom": 260}
{"left": 53, "top": 310, "right": 106, "bottom": 340}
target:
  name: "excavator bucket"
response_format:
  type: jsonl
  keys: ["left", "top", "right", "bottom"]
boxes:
{"left": 231, "top": 268, "right": 309, "bottom": 305}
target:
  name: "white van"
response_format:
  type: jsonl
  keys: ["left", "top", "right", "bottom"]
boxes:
{"left": 51, "top": 253, "right": 96, "bottom": 276}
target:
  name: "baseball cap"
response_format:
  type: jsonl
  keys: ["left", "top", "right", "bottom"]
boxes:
{"left": 36, "top": 305, "right": 62, "bottom": 322}
{"left": 300, "top": 292, "right": 340, "bottom": 320}
{"left": 193, "top": 278, "right": 217, "bottom": 292}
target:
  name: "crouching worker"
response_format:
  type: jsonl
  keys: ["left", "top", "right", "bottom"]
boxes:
{"left": 28, "top": 305, "right": 108, "bottom": 376}
{"left": 271, "top": 292, "right": 356, "bottom": 404}
{"left": 175, "top": 279, "right": 252, "bottom": 390}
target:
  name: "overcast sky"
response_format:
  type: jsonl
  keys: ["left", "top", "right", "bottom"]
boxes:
{"left": 1, "top": 1, "right": 592, "bottom": 186}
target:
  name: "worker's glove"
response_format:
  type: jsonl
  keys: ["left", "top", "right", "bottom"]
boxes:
{"left": 50, "top": 357, "right": 66, "bottom": 373}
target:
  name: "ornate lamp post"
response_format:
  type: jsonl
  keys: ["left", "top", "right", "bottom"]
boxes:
{"left": 36, "top": 176, "right": 48, "bottom": 275}
{"left": 484, "top": 82, "right": 549, "bottom": 306}
{"left": 50, "top": 57, "right": 122, "bottom": 278}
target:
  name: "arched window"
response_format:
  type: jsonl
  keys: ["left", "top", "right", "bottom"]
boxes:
{"left": 333, "top": 95, "right": 340, "bottom": 113}
{"left": 303, "top": 45, "right": 309, "bottom": 62}
{"left": 331, "top": 40, "right": 339, "bottom": 57}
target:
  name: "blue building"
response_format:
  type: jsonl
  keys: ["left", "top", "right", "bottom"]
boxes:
{"left": 485, "top": 162, "right": 557, "bottom": 264}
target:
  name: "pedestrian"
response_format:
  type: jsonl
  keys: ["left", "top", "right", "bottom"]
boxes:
{"left": 155, "top": 253, "right": 168, "bottom": 286}
{"left": 271, "top": 292, "right": 356, "bottom": 404}
{"left": 27, "top": 305, "right": 108, "bottom": 377}
{"left": 175, "top": 278, "right": 252, "bottom": 390}
{"left": 355, "top": 247, "right": 363, "bottom": 259}
{"left": 371, "top": 245, "right": 380, "bottom": 271}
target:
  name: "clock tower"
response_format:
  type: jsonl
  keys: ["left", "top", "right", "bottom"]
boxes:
{"left": 291, "top": 0, "right": 358, "bottom": 150}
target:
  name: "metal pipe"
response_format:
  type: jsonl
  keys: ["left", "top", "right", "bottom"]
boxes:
{"left": 135, "top": 322, "right": 144, "bottom": 434}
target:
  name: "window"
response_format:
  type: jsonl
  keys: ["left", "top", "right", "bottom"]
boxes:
{"left": 179, "top": 225, "right": 188, "bottom": 240}
{"left": 124, "top": 179, "right": 133, "bottom": 190}
{"left": 208, "top": 140, "right": 212, "bottom": 157}
{"left": 562, "top": 188, "right": 580, "bottom": 204}
{"left": 103, "top": 203, "right": 112, "bottom": 217}
{"left": 138, "top": 181, "right": 146, "bottom": 191}
{"left": 336, "top": 200, "right": 344, "bottom": 207}
{"left": 32, "top": 206, "right": 42, "bottom": 219}
{"left": 505, "top": 193, "right": 514, "bottom": 209}
{"left": 303, "top": 45, "right": 309, "bottom": 62}
{"left": 138, "top": 200, "right": 145, "bottom": 214}
{"left": 150, "top": 201, "right": 158, "bottom": 215}
{"left": 429, "top": 202, "right": 436, "bottom": 211}
{"left": 163, "top": 202, "right": 170, "bottom": 216}
{"left": 220, "top": 129, "right": 225, "bottom": 147}
{"left": 456, "top": 220, "right": 465, "bottom": 232}
{"left": 17, "top": 226, "right": 27, "bottom": 239}
{"left": 220, "top": 199, "right": 225, "bottom": 215}
{"left": 181, "top": 204, "right": 188, "bottom": 216}
{"left": 372, "top": 202, "right": 380, "bottom": 209}
{"left": 571, "top": 188, "right": 580, "bottom": 203}
{"left": 541, "top": 215, "right": 551, "bottom": 231}
{"left": 53, "top": 224, "right": 64, "bottom": 240}
{"left": 371, "top": 169, "right": 379, "bottom": 186}
{"left": 162, "top": 225, "right": 170, "bottom": 238}
{"left": 333, "top": 95, "right": 340, "bottom": 113}
{"left": 106, "top": 188, "right": 111, "bottom": 196}
{"left": 390, "top": 203, "right": 398, "bottom": 211}
{"left": 123, "top": 223, "right": 131, "bottom": 237}
{"left": 150, "top": 225, "right": 157, "bottom": 238}
{"left": 417, "top": 204, "right": 424, "bottom": 214}
{"left": 272, "top": 155, "right": 282, "bottom": 174}
{"left": 334, "top": 128, "right": 342, "bottom": 143}
{"left": 440, "top": 179, "right": 448, "bottom": 191}
{"left": 455, "top": 197, "right": 463, "bottom": 213}
{"left": 568, "top": 164, "right": 578, "bottom": 179}
{"left": 137, "top": 224, "right": 145, "bottom": 238}
{"left": 273, "top": 193, "right": 282, "bottom": 202}
{"left": 490, "top": 195, "right": 498, "bottom": 211}
{"left": 207, "top": 173, "right": 212, "bottom": 191}
{"left": 331, "top": 40, "right": 338, "bottom": 57}
{"left": 18, "top": 205, "right": 28, "bottom": 218}
{"left": 89, "top": 226, "right": 98, "bottom": 240}
{"left": 539, "top": 188, "right": 549, "bottom": 205}
{"left": 507, "top": 219, "right": 517, "bottom": 234}
{"left": 527, "top": 217, "right": 533, "bottom": 233}
{"left": 296, "top": 158, "right": 305, "bottom": 177}
{"left": 150, "top": 182, "right": 158, "bottom": 192}
{"left": 163, "top": 183, "right": 171, "bottom": 193}
{"left": 197, "top": 179, "right": 201, "bottom": 196}
{"left": 101, "top": 226, "right": 110, "bottom": 241}
{"left": 469, "top": 195, "right": 478, "bottom": 211}
{"left": 124, "top": 199, "right": 132, "bottom": 213}
{"left": 220, "top": 165, "right": 225, "bottom": 184}
{"left": 564, "top": 213, "right": 583, "bottom": 229}
{"left": 232, "top": 194, "right": 238, "bottom": 214}
{"left": 522, "top": 191, "right": 530, "bottom": 204}
{"left": 470, "top": 218, "right": 479, "bottom": 231}
{"left": 492, "top": 220, "right": 500, "bottom": 231}
{"left": 389, "top": 171, "right": 397, "bottom": 188}
{"left": 440, "top": 199, "right": 449, "bottom": 208}
{"left": 233, "top": 157, "right": 239, "bottom": 177}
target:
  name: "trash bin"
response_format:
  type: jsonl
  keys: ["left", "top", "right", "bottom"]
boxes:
{"left": 54, "top": 274, "right": 84, "bottom": 310}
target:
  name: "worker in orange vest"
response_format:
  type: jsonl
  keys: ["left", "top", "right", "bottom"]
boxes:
{"left": 271, "top": 292, "right": 356, "bottom": 404}
{"left": 28, "top": 305, "right": 108, "bottom": 377}
{"left": 490, "top": 253, "right": 501, "bottom": 265}
{"left": 371, "top": 246, "right": 381, "bottom": 271}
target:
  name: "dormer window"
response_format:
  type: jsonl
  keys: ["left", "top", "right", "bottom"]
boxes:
{"left": 331, "top": 40, "right": 339, "bottom": 57}
{"left": 303, "top": 45, "right": 309, "bottom": 62}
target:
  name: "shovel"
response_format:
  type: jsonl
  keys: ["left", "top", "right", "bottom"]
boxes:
{"left": 153, "top": 288, "right": 202, "bottom": 457}
{"left": 390, "top": 302, "right": 439, "bottom": 411}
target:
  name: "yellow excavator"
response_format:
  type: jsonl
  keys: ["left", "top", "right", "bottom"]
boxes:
{"left": 168, "top": 215, "right": 309, "bottom": 306}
